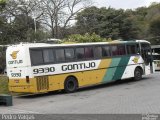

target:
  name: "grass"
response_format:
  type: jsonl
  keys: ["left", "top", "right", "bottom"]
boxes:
{"left": 0, "top": 75, "right": 9, "bottom": 94}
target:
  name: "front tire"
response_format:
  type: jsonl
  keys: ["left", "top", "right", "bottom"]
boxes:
{"left": 64, "top": 77, "right": 78, "bottom": 93}
{"left": 133, "top": 68, "right": 142, "bottom": 81}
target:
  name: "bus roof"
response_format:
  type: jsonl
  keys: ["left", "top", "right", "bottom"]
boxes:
{"left": 7, "top": 40, "right": 150, "bottom": 48}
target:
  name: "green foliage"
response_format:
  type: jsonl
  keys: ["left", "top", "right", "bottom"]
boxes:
{"left": 1, "top": 1, "right": 160, "bottom": 45}
{"left": 75, "top": 3, "right": 160, "bottom": 43}
{"left": 64, "top": 33, "right": 111, "bottom": 43}
{"left": 0, "top": 13, "right": 49, "bottom": 44}
{"left": 76, "top": 7, "right": 140, "bottom": 40}
{"left": 148, "top": 17, "right": 160, "bottom": 44}
{"left": 0, "top": 47, "right": 6, "bottom": 73}
{"left": 0, "top": 76, "right": 9, "bottom": 94}
{"left": 149, "top": 17, "right": 160, "bottom": 36}
{"left": 0, "top": 0, "right": 6, "bottom": 10}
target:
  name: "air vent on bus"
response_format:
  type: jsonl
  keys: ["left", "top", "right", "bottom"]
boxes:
{"left": 36, "top": 76, "right": 49, "bottom": 91}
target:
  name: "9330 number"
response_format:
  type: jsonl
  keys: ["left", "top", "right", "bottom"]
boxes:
{"left": 33, "top": 67, "right": 55, "bottom": 74}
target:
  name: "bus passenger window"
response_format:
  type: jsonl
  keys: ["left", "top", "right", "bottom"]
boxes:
{"left": 102, "top": 46, "right": 110, "bottom": 57}
{"left": 65, "top": 48, "right": 75, "bottom": 61}
{"left": 111, "top": 45, "right": 125, "bottom": 56}
{"left": 55, "top": 49, "right": 65, "bottom": 62}
{"left": 30, "top": 50, "right": 44, "bottom": 65}
{"left": 85, "top": 47, "right": 93, "bottom": 59}
{"left": 76, "top": 48, "right": 84, "bottom": 60}
{"left": 127, "top": 45, "right": 136, "bottom": 55}
{"left": 111, "top": 46, "right": 118, "bottom": 56}
{"left": 43, "top": 49, "right": 54, "bottom": 63}
{"left": 94, "top": 47, "right": 102, "bottom": 58}
{"left": 118, "top": 45, "right": 126, "bottom": 55}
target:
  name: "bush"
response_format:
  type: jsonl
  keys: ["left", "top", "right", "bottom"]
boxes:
{"left": 0, "top": 76, "right": 9, "bottom": 94}
{"left": 64, "top": 33, "right": 112, "bottom": 43}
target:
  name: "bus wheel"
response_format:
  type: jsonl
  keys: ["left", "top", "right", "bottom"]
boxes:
{"left": 64, "top": 77, "right": 78, "bottom": 93}
{"left": 133, "top": 68, "right": 142, "bottom": 81}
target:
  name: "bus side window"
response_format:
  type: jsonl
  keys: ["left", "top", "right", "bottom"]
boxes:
{"left": 84, "top": 47, "right": 94, "bottom": 59}
{"left": 111, "top": 45, "right": 118, "bottom": 56}
{"left": 111, "top": 45, "right": 126, "bottom": 56}
{"left": 30, "top": 49, "right": 44, "bottom": 65}
{"left": 55, "top": 49, "right": 65, "bottom": 62}
{"left": 127, "top": 45, "right": 136, "bottom": 55}
{"left": 117, "top": 45, "right": 126, "bottom": 55}
{"left": 43, "top": 49, "right": 54, "bottom": 63}
{"left": 65, "top": 48, "right": 75, "bottom": 61}
{"left": 94, "top": 46, "right": 102, "bottom": 58}
{"left": 102, "top": 46, "right": 110, "bottom": 57}
{"left": 76, "top": 48, "right": 85, "bottom": 60}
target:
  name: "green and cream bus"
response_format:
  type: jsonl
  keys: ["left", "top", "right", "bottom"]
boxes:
{"left": 6, "top": 40, "right": 153, "bottom": 93}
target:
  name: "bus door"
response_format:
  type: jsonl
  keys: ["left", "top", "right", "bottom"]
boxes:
{"left": 141, "top": 43, "right": 153, "bottom": 74}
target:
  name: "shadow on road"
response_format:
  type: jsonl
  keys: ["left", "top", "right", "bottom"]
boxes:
{"left": 77, "top": 76, "right": 151, "bottom": 93}
{"left": 15, "top": 76, "right": 152, "bottom": 99}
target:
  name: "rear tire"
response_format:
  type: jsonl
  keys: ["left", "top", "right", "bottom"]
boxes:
{"left": 133, "top": 68, "right": 142, "bottom": 81}
{"left": 64, "top": 77, "right": 78, "bottom": 93}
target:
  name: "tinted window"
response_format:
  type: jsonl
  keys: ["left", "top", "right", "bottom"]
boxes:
{"left": 111, "top": 45, "right": 126, "bottom": 56}
{"left": 118, "top": 45, "right": 126, "bottom": 55}
{"left": 55, "top": 49, "right": 65, "bottom": 62}
{"left": 102, "top": 46, "right": 110, "bottom": 57}
{"left": 65, "top": 48, "right": 75, "bottom": 61}
{"left": 111, "top": 46, "right": 118, "bottom": 56}
{"left": 85, "top": 47, "right": 93, "bottom": 59}
{"left": 127, "top": 45, "right": 136, "bottom": 54}
{"left": 43, "top": 49, "right": 54, "bottom": 63}
{"left": 95, "top": 47, "right": 102, "bottom": 58}
{"left": 76, "top": 48, "right": 84, "bottom": 60}
{"left": 30, "top": 50, "right": 43, "bottom": 65}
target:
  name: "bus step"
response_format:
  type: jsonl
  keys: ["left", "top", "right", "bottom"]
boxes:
{"left": 0, "top": 94, "right": 13, "bottom": 106}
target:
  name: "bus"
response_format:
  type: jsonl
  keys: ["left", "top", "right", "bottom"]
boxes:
{"left": 6, "top": 40, "right": 153, "bottom": 93}
{"left": 151, "top": 45, "right": 160, "bottom": 71}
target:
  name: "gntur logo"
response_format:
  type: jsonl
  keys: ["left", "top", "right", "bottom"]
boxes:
{"left": 10, "top": 51, "right": 19, "bottom": 59}
{"left": 132, "top": 57, "right": 140, "bottom": 63}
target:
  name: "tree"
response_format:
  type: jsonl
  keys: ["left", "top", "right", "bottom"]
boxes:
{"left": 76, "top": 6, "right": 102, "bottom": 35}
{"left": 39, "top": 0, "right": 91, "bottom": 38}
{"left": 76, "top": 7, "right": 140, "bottom": 40}
{"left": 0, "top": 0, "right": 47, "bottom": 43}
{"left": 149, "top": 17, "right": 160, "bottom": 36}
{"left": 0, "top": 0, "right": 6, "bottom": 11}
{"left": 148, "top": 17, "right": 160, "bottom": 44}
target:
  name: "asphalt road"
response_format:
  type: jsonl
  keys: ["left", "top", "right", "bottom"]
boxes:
{"left": 0, "top": 72, "right": 160, "bottom": 114}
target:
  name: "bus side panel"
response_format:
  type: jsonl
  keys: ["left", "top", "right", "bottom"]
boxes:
{"left": 47, "top": 69, "right": 111, "bottom": 91}
{"left": 101, "top": 56, "right": 131, "bottom": 82}
{"left": 48, "top": 59, "right": 112, "bottom": 90}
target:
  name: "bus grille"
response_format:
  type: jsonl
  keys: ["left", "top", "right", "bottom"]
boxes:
{"left": 36, "top": 76, "right": 49, "bottom": 91}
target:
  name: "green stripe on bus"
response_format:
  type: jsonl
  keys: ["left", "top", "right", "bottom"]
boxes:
{"left": 102, "top": 58, "right": 121, "bottom": 82}
{"left": 112, "top": 56, "right": 130, "bottom": 80}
